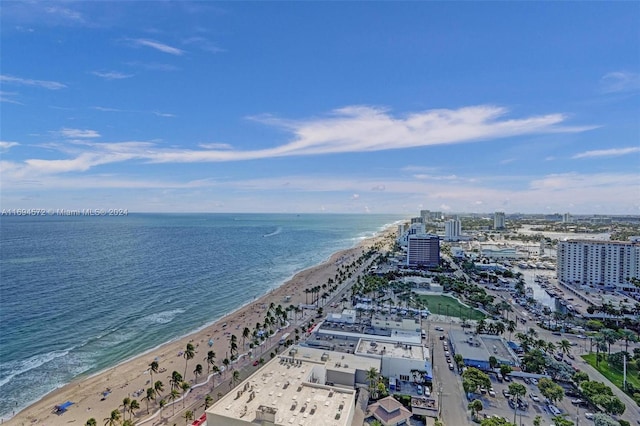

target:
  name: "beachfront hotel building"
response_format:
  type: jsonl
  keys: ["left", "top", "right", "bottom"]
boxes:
{"left": 406, "top": 233, "right": 440, "bottom": 267}
{"left": 494, "top": 212, "right": 506, "bottom": 230}
{"left": 557, "top": 239, "right": 640, "bottom": 291}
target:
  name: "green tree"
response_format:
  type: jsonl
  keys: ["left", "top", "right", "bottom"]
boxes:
{"left": 462, "top": 367, "right": 491, "bottom": 394}
{"left": 538, "top": 378, "right": 564, "bottom": 404}
{"left": 180, "top": 381, "right": 191, "bottom": 408}
{"left": 169, "top": 389, "right": 180, "bottom": 416}
{"left": 103, "top": 409, "right": 121, "bottom": 426}
{"left": 454, "top": 353, "right": 464, "bottom": 372}
{"left": 592, "top": 413, "right": 619, "bottom": 426}
{"left": 204, "top": 394, "right": 214, "bottom": 409}
{"left": 508, "top": 382, "right": 527, "bottom": 424}
{"left": 154, "top": 380, "right": 164, "bottom": 396}
{"left": 128, "top": 399, "right": 140, "bottom": 420}
{"left": 183, "top": 342, "right": 196, "bottom": 379}
{"left": 533, "top": 415, "right": 542, "bottom": 426}
{"left": 558, "top": 339, "right": 572, "bottom": 356}
{"left": 121, "top": 397, "right": 131, "bottom": 421}
{"left": 572, "top": 371, "right": 589, "bottom": 385}
{"left": 184, "top": 410, "right": 194, "bottom": 425}
{"left": 468, "top": 399, "right": 483, "bottom": 420}
{"left": 619, "top": 329, "right": 638, "bottom": 353}
{"left": 193, "top": 363, "right": 203, "bottom": 383}
{"left": 551, "top": 414, "right": 574, "bottom": 426}
{"left": 366, "top": 367, "right": 379, "bottom": 397}
{"left": 143, "top": 387, "right": 156, "bottom": 414}
{"left": 205, "top": 350, "right": 216, "bottom": 376}
{"left": 499, "top": 364, "right": 512, "bottom": 378}
{"left": 148, "top": 360, "right": 159, "bottom": 390}
{"left": 488, "top": 356, "right": 499, "bottom": 370}
{"left": 86, "top": 419, "right": 97, "bottom": 426}
{"left": 480, "top": 417, "right": 516, "bottom": 426}
{"left": 170, "top": 370, "right": 183, "bottom": 391}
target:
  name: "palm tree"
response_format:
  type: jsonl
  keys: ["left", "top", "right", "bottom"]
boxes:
{"left": 222, "top": 358, "right": 230, "bottom": 377}
{"left": 194, "top": 364, "right": 203, "bottom": 383}
{"left": 154, "top": 380, "right": 164, "bottom": 396}
{"left": 104, "top": 409, "right": 121, "bottom": 426}
{"left": 205, "top": 350, "right": 216, "bottom": 376}
{"left": 366, "top": 367, "right": 379, "bottom": 397}
{"left": 143, "top": 387, "right": 156, "bottom": 414}
{"left": 128, "top": 399, "right": 140, "bottom": 420}
{"left": 495, "top": 322, "right": 506, "bottom": 336}
{"left": 533, "top": 415, "right": 542, "bottom": 426}
{"left": 169, "top": 389, "right": 180, "bottom": 416}
{"left": 86, "top": 419, "right": 97, "bottom": 426}
{"left": 507, "top": 320, "right": 516, "bottom": 341}
{"left": 121, "top": 397, "right": 131, "bottom": 421}
{"left": 601, "top": 328, "right": 619, "bottom": 355}
{"left": 547, "top": 342, "right": 556, "bottom": 354}
{"left": 619, "top": 329, "right": 638, "bottom": 353}
{"left": 454, "top": 354, "right": 464, "bottom": 372}
{"left": 148, "top": 360, "right": 159, "bottom": 389}
{"left": 468, "top": 399, "right": 483, "bottom": 420}
{"left": 594, "top": 334, "right": 607, "bottom": 366}
{"left": 204, "top": 394, "right": 214, "bottom": 409}
{"left": 558, "top": 339, "right": 572, "bottom": 356}
{"left": 184, "top": 410, "right": 194, "bottom": 425}
{"left": 170, "top": 371, "right": 183, "bottom": 391}
{"left": 508, "top": 383, "right": 527, "bottom": 424}
{"left": 184, "top": 343, "right": 196, "bottom": 379}
{"left": 242, "top": 327, "right": 251, "bottom": 349}
{"left": 231, "top": 370, "right": 241, "bottom": 389}
{"left": 181, "top": 381, "right": 191, "bottom": 408}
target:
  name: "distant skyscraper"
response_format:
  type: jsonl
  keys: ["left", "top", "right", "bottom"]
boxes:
{"left": 407, "top": 234, "right": 440, "bottom": 267}
{"left": 562, "top": 213, "right": 572, "bottom": 223}
{"left": 494, "top": 212, "right": 505, "bottom": 230}
{"left": 557, "top": 239, "right": 640, "bottom": 291}
{"left": 445, "top": 218, "right": 461, "bottom": 241}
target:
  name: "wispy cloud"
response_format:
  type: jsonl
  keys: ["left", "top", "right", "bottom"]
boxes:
{"left": 182, "top": 36, "right": 225, "bottom": 53}
{"left": 130, "top": 38, "right": 184, "bottom": 56}
{"left": 45, "top": 6, "right": 84, "bottom": 23}
{"left": 92, "top": 71, "right": 133, "bottom": 80}
{"left": 572, "top": 146, "right": 640, "bottom": 159}
{"left": 0, "top": 74, "right": 66, "bottom": 90}
{"left": 0, "top": 141, "right": 20, "bottom": 152}
{"left": 59, "top": 128, "right": 101, "bottom": 139}
{"left": 600, "top": 71, "right": 640, "bottom": 93}
{"left": 8, "top": 104, "right": 596, "bottom": 176}
{"left": 153, "top": 112, "right": 176, "bottom": 118}
{"left": 0, "top": 90, "right": 23, "bottom": 104}
{"left": 199, "top": 143, "right": 233, "bottom": 150}
{"left": 91, "top": 106, "right": 175, "bottom": 117}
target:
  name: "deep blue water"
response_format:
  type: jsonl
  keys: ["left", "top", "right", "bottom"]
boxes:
{"left": 0, "top": 213, "right": 404, "bottom": 419}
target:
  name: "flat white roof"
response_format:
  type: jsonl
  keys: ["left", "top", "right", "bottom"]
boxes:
{"left": 206, "top": 354, "right": 355, "bottom": 426}
{"left": 356, "top": 339, "right": 428, "bottom": 361}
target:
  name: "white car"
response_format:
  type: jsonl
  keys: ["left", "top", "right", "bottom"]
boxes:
{"left": 435, "top": 326, "right": 444, "bottom": 331}
{"left": 585, "top": 412, "right": 594, "bottom": 419}
{"left": 530, "top": 393, "right": 540, "bottom": 402}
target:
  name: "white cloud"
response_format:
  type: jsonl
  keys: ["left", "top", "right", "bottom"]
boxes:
{"left": 92, "top": 71, "right": 133, "bottom": 80}
{"left": 131, "top": 39, "right": 184, "bottom": 56}
{"left": 199, "top": 142, "right": 233, "bottom": 150}
{"left": 572, "top": 146, "right": 640, "bottom": 159}
{"left": 60, "top": 128, "right": 101, "bottom": 138}
{"left": 499, "top": 158, "right": 516, "bottom": 165}
{"left": 0, "top": 90, "right": 22, "bottom": 104}
{"left": 153, "top": 112, "right": 176, "bottom": 118}
{"left": 0, "top": 74, "right": 66, "bottom": 90}
{"left": 352, "top": 194, "right": 360, "bottom": 199}
{"left": 0, "top": 141, "right": 19, "bottom": 151}
{"left": 600, "top": 71, "right": 640, "bottom": 93}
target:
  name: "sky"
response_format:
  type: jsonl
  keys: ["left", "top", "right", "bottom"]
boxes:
{"left": 1, "top": 1, "right": 639, "bottom": 215}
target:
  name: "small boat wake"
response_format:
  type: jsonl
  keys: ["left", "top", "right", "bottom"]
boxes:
{"left": 263, "top": 227, "right": 282, "bottom": 237}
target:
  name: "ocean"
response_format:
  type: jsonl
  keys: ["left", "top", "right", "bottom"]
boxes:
{"left": 0, "top": 213, "right": 404, "bottom": 419}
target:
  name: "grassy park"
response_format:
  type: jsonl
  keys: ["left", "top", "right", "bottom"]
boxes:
{"left": 582, "top": 353, "right": 640, "bottom": 392}
{"left": 417, "top": 294, "right": 485, "bottom": 321}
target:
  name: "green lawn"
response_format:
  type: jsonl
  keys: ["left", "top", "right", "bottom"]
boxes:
{"left": 416, "top": 294, "right": 485, "bottom": 321}
{"left": 581, "top": 353, "right": 640, "bottom": 391}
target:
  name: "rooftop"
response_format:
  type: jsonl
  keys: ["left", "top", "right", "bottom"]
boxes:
{"left": 355, "top": 339, "right": 428, "bottom": 361}
{"left": 449, "top": 329, "right": 518, "bottom": 365}
{"left": 206, "top": 352, "right": 356, "bottom": 426}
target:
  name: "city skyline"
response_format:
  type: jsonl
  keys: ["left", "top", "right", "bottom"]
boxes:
{"left": 1, "top": 2, "right": 639, "bottom": 214}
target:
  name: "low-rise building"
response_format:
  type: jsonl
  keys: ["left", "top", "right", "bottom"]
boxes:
{"left": 448, "top": 330, "right": 519, "bottom": 370}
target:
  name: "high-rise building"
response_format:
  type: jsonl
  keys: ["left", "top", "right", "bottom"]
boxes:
{"left": 407, "top": 234, "right": 440, "bottom": 267}
{"left": 494, "top": 212, "right": 506, "bottom": 230}
{"left": 557, "top": 239, "right": 640, "bottom": 291}
{"left": 445, "top": 218, "right": 461, "bottom": 241}
{"left": 562, "top": 213, "right": 573, "bottom": 223}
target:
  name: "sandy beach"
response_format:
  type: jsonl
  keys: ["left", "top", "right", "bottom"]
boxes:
{"left": 7, "top": 227, "right": 396, "bottom": 426}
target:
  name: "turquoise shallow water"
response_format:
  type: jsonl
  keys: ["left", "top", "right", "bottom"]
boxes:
{"left": 0, "top": 213, "right": 404, "bottom": 419}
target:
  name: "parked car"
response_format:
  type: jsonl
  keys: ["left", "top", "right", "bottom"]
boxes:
{"left": 448, "top": 363, "right": 454, "bottom": 370}
{"left": 571, "top": 399, "right": 585, "bottom": 406}
{"left": 530, "top": 378, "right": 538, "bottom": 386}
{"left": 439, "top": 335, "right": 445, "bottom": 340}
{"left": 435, "top": 326, "right": 444, "bottom": 331}
{"left": 488, "top": 388, "right": 496, "bottom": 397}
{"left": 502, "top": 389, "right": 511, "bottom": 398}
{"left": 530, "top": 393, "right": 540, "bottom": 402}
{"left": 585, "top": 412, "right": 594, "bottom": 419}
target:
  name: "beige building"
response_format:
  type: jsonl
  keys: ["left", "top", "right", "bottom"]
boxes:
{"left": 206, "top": 346, "right": 379, "bottom": 426}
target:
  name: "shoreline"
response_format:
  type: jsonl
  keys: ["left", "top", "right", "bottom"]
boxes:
{"left": 7, "top": 224, "right": 397, "bottom": 426}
